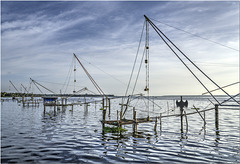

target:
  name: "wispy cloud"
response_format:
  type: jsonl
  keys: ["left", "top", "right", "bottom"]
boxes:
{"left": 1, "top": 1, "right": 239, "bottom": 95}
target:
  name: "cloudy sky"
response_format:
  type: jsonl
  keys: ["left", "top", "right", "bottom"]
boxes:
{"left": 1, "top": 1, "right": 239, "bottom": 96}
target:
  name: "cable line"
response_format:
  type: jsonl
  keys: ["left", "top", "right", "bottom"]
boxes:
{"left": 144, "top": 15, "right": 239, "bottom": 105}
{"left": 74, "top": 53, "right": 105, "bottom": 97}
{"left": 150, "top": 17, "right": 239, "bottom": 52}
{"left": 202, "top": 81, "right": 239, "bottom": 95}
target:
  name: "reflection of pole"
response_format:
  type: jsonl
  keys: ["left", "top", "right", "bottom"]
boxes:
{"left": 154, "top": 118, "right": 157, "bottom": 132}
{"left": 215, "top": 104, "right": 219, "bottom": 132}
{"left": 22, "top": 96, "right": 25, "bottom": 107}
{"left": 159, "top": 113, "right": 162, "bottom": 131}
{"left": 102, "top": 109, "right": 106, "bottom": 129}
{"left": 133, "top": 107, "right": 137, "bottom": 133}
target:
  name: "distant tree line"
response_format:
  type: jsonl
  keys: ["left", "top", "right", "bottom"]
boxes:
{"left": 1, "top": 92, "right": 42, "bottom": 97}
{"left": 1, "top": 92, "right": 115, "bottom": 98}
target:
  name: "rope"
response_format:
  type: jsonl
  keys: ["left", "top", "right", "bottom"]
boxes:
{"left": 30, "top": 78, "right": 55, "bottom": 94}
{"left": 9, "top": 80, "right": 19, "bottom": 93}
{"left": 131, "top": 48, "right": 145, "bottom": 95}
{"left": 149, "top": 17, "right": 239, "bottom": 52}
{"left": 61, "top": 55, "right": 74, "bottom": 94}
{"left": 32, "top": 80, "right": 43, "bottom": 94}
{"left": 78, "top": 56, "right": 127, "bottom": 87}
{"left": 74, "top": 53, "right": 105, "bottom": 97}
{"left": 144, "top": 16, "right": 220, "bottom": 105}
{"left": 120, "top": 20, "right": 146, "bottom": 117}
{"left": 202, "top": 81, "right": 239, "bottom": 95}
{"left": 147, "top": 16, "right": 239, "bottom": 105}
{"left": 220, "top": 93, "right": 240, "bottom": 105}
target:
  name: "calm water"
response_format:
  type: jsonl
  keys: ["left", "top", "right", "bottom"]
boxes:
{"left": 1, "top": 96, "right": 240, "bottom": 163}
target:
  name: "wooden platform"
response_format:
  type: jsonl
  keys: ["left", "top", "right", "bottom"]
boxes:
{"left": 103, "top": 117, "right": 155, "bottom": 126}
{"left": 44, "top": 103, "right": 73, "bottom": 107}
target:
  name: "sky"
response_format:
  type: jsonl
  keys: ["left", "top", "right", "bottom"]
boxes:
{"left": 1, "top": 1, "right": 239, "bottom": 96}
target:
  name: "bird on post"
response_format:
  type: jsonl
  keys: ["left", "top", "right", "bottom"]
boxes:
{"left": 176, "top": 96, "right": 188, "bottom": 112}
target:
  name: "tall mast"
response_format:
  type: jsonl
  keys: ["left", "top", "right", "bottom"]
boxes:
{"left": 73, "top": 55, "right": 76, "bottom": 94}
{"left": 144, "top": 19, "right": 150, "bottom": 117}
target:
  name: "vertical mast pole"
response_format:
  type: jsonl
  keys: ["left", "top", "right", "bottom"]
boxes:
{"left": 73, "top": 56, "right": 76, "bottom": 94}
{"left": 145, "top": 19, "right": 150, "bottom": 118}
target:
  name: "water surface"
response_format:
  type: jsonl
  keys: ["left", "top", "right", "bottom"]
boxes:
{"left": 1, "top": 96, "right": 239, "bottom": 163}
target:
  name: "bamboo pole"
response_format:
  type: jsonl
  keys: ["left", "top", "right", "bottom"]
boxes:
{"left": 150, "top": 107, "right": 215, "bottom": 119}
{"left": 184, "top": 111, "right": 188, "bottom": 133}
{"left": 180, "top": 108, "right": 183, "bottom": 133}
{"left": 102, "top": 98, "right": 104, "bottom": 109}
{"left": 193, "top": 105, "right": 207, "bottom": 125}
{"left": 117, "top": 110, "right": 119, "bottom": 126}
{"left": 203, "top": 111, "right": 206, "bottom": 127}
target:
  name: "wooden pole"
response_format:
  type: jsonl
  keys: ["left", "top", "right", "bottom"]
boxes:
{"left": 102, "top": 98, "right": 104, "bottom": 109}
{"left": 203, "top": 111, "right": 206, "bottom": 127}
{"left": 117, "top": 110, "right": 119, "bottom": 126}
{"left": 193, "top": 105, "right": 207, "bottom": 125}
{"left": 184, "top": 111, "right": 188, "bottom": 133}
{"left": 180, "top": 107, "right": 183, "bottom": 133}
{"left": 108, "top": 98, "right": 111, "bottom": 116}
{"left": 44, "top": 101, "right": 46, "bottom": 113}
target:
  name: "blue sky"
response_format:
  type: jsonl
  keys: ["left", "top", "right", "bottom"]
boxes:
{"left": 1, "top": 1, "right": 239, "bottom": 96}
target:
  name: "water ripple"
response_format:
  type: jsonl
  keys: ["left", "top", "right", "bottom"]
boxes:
{"left": 1, "top": 98, "right": 240, "bottom": 163}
